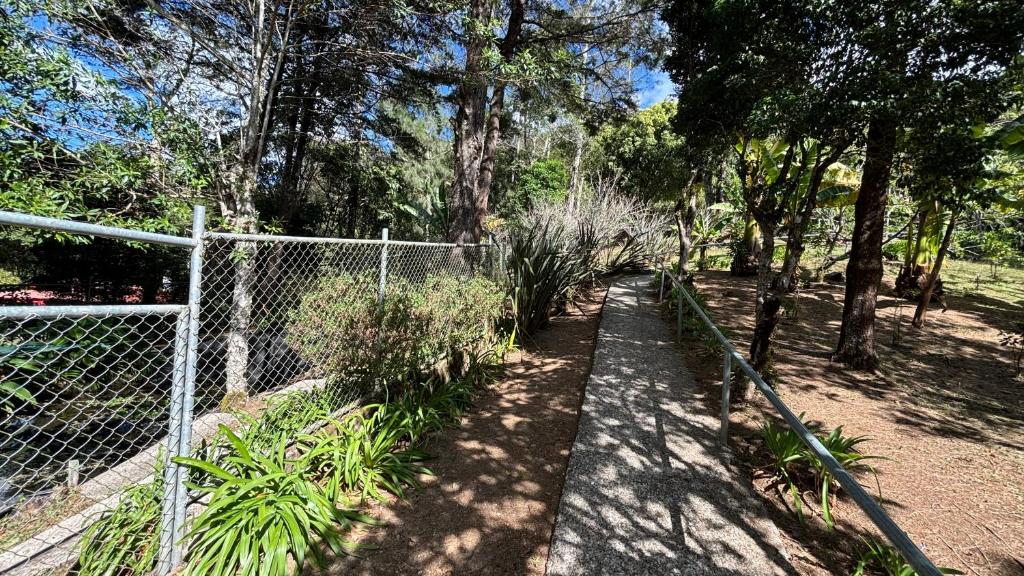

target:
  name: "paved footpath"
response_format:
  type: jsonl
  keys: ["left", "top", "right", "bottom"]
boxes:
{"left": 546, "top": 275, "right": 795, "bottom": 576}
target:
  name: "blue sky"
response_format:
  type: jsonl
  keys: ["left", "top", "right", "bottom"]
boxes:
{"left": 637, "top": 69, "right": 676, "bottom": 108}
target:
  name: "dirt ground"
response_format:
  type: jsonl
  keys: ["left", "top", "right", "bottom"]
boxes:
{"left": 311, "top": 287, "right": 607, "bottom": 576}
{"left": 673, "top": 270, "right": 1024, "bottom": 576}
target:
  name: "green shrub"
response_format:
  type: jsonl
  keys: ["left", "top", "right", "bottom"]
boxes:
{"left": 883, "top": 239, "right": 907, "bottom": 261}
{"left": 507, "top": 224, "right": 594, "bottom": 336}
{"left": 286, "top": 272, "right": 502, "bottom": 390}
{"left": 175, "top": 427, "right": 370, "bottom": 576}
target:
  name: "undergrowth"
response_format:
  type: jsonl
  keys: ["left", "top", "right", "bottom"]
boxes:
{"left": 75, "top": 340, "right": 507, "bottom": 576}
{"left": 853, "top": 537, "right": 963, "bottom": 575}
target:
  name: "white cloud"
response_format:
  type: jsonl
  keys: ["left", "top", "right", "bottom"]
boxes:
{"left": 637, "top": 70, "right": 676, "bottom": 108}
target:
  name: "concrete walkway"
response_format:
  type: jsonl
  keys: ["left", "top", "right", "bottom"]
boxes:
{"left": 546, "top": 275, "right": 795, "bottom": 576}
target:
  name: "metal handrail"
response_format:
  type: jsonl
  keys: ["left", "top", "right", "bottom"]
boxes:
{"left": 205, "top": 230, "right": 491, "bottom": 248}
{"left": 659, "top": 265, "right": 941, "bottom": 576}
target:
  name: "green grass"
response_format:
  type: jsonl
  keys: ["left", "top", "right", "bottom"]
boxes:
{"left": 932, "top": 258, "right": 1024, "bottom": 305}
{"left": 692, "top": 243, "right": 1024, "bottom": 311}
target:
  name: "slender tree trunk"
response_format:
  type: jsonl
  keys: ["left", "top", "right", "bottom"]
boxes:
{"left": 746, "top": 222, "right": 776, "bottom": 394}
{"left": 833, "top": 117, "right": 897, "bottom": 371}
{"left": 476, "top": 80, "right": 506, "bottom": 216}
{"left": 676, "top": 176, "right": 698, "bottom": 278}
{"left": 224, "top": 170, "right": 259, "bottom": 400}
{"left": 222, "top": 6, "right": 294, "bottom": 400}
{"left": 912, "top": 211, "right": 958, "bottom": 327}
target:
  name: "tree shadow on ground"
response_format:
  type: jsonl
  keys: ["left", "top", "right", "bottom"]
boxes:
{"left": 695, "top": 270, "right": 1023, "bottom": 449}
{"left": 545, "top": 277, "right": 797, "bottom": 576}
{"left": 307, "top": 288, "right": 607, "bottom": 576}
{"left": 678, "top": 269, "right": 1024, "bottom": 575}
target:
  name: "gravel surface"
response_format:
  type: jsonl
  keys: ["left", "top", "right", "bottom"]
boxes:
{"left": 546, "top": 275, "right": 795, "bottom": 576}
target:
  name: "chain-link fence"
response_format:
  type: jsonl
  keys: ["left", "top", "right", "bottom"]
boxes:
{"left": 0, "top": 208, "right": 497, "bottom": 575}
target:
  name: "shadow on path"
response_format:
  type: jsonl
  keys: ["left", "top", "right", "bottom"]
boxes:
{"left": 546, "top": 275, "right": 795, "bottom": 576}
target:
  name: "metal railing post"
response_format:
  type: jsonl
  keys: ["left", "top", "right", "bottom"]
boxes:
{"left": 658, "top": 257, "right": 666, "bottom": 302}
{"left": 676, "top": 288, "right": 683, "bottom": 338}
{"left": 719, "top": 353, "right": 732, "bottom": 445}
{"left": 378, "top": 228, "right": 389, "bottom": 303}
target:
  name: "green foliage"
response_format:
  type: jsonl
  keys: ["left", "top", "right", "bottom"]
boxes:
{"left": 591, "top": 100, "right": 690, "bottom": 202}
{"left": 809, "top": 427, "right": 880, "bottom": 529}
{"left": 0, "top": 3, "right": 204, "bottom": 241}
{"left": 760, "top": 419, "right": 809, "bottom": 520}
{"left": 853, "top": 537, "right": 964, "bottom": 576}
{"left": 520, "top": 159, "right": 570, "bottom": 205}
{"left": 883, "top": 239, "right": 907, "bottom": 262}
{"left": 175, "top": 427, "right": 370, "bottom": 576}
{"left": 305, "top": 410, "right": 431, "bottom": 503}
{"left": 237, "top": 390, "right": 339, "bottom": 456}
{"left": 78, "top": 456, "right": 164, "bottom": 575}
{"left": 286, "top": 273, "right": 503, "bottom": 390}
{"left": 760, "top": 417, "right": 880, "bottom": 530}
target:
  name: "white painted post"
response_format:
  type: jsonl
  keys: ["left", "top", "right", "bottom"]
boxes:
{"left": 66, "top": 459, "right": 80, "bottom": 489}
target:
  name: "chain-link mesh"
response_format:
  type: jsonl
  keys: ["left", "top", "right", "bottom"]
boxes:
{"left": 0, "top": 221, "right": 498, "bottom": 575}
{"left": 197, "top": 234, "right": 496, "bottom": 410}
{"left": 0, "top": 308, "right": 183, "bottom": 575}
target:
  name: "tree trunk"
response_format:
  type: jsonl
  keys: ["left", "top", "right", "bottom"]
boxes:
{"left": 449, "top": 0, "right": 523, "bottom": 244}
{"left": 745, "top": 217, "right": 776, "bottom": 386}
{"left": 912, "top": 211, "right": 957, "bottom": 327}
{"left": 730, "top": 212, "right": 759, "bottom": 276}
{"left": 676, "top": 176, "right": 698, "bottom": 278}
{"left": 448, "top": 0, "right": 490, "bottom": 243}
{"left": 833, "top": 117, "right": 897, "bottom": 371}
{"left": 778, "top": 150, "right": 839, "bottom": 292}
{"left": 223, "top": 169, "right": 259, "bottom": 400}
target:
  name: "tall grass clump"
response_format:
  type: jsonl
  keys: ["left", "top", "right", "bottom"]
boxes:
{"left": 506, "top": 193, "right": 671, "bottom": 337}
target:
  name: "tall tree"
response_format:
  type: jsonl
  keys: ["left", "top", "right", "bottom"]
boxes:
{"left": 447, "top": 0, "right": 664, "bottom": 242}
{"left": 828, "top": 0, "right": 1023, "bottom": 370}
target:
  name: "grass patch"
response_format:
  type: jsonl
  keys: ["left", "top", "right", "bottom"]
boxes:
{"left": 0, "top": 488, "right": 88, "bottom": 551}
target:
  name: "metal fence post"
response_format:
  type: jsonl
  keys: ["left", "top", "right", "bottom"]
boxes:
{"left": 658, "top": 258, "right": 666, "bottom": 302}
{"left": 719, "top": 353, "right": 732, "bottom": 445}
{"left": 173, "top": 205, "right": 205, "bottom": 566}
{"left": 157, "top": 205, "right": 205, "bottom": 574}
{"left": 378, "top": 228, "right": 389, "bottom": 303}
{"left": 157, "top": 311, "right": 189, "bottom": 575}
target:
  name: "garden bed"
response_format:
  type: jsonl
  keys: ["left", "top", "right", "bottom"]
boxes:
{"left": 671, "top": 269, "right": 1023, "bottom": 575}
{"left": 310, "top": 285, "right": 608, "bottom": 575}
